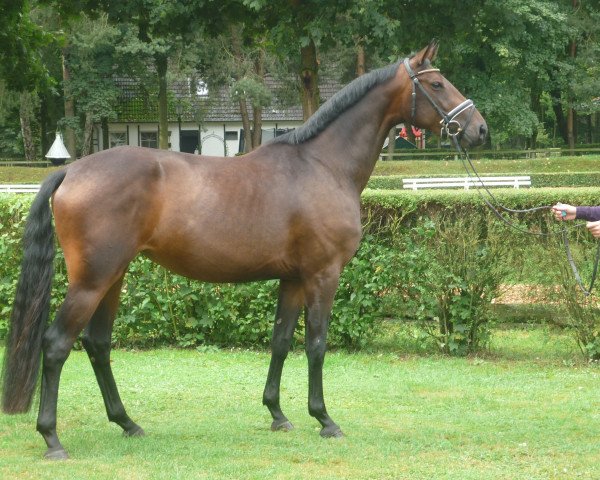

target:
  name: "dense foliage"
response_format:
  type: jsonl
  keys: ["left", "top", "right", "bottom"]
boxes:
{"left": 0, "top": 0, "right": 599, "bottom": 157}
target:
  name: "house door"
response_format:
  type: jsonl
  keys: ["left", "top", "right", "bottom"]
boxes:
{"left": 180, "top": 130, "right": 199, "bottom": 153}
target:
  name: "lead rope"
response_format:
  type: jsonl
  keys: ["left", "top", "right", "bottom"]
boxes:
{"left": 449, "top": 135, "right": 600, "bottom": 296}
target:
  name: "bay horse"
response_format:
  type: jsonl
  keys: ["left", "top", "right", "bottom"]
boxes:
{"left": 1, "top": 41, "right": 487, "bottom": 459}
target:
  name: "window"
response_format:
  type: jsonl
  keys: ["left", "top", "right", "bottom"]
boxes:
{"left": 225, "top": 131, "right": 238, "bottom": 141}
{"left": 109, "top": 132, "right": 127, "bottom": 148}
{"left": 140, "top": 132, "right": 158, "bottom": 149}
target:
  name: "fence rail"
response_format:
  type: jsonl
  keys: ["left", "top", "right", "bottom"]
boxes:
{"left": 379, "top": 147, "right": 600, "bottom": 161}
{"left": 0, "top": 184, "right": 41, "bottom": 193}
{"left": 0, "top": 160, "right": 52, "bottom": 167}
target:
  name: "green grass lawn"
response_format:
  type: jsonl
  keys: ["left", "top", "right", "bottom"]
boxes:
{"left": 373, "top": 155, "right": 600, "bottom": 176}
{"left": 1, "top": 155, "right": 600, "bottom": 184}
{"left": 0, "top": 166, "right": 62, "bottom": 183}
{"left": 1, "top": 326, "right": 599, "bottom": 480}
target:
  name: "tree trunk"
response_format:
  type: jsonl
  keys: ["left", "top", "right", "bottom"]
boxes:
{"left": 567, "top": 0, "right": 579, "bottom": 152}
{"left": 238, "top": 99, "right": 252, "bottom": 153}
{"left": 81, "top": 111, "right": 94, "bottom": 157}
{"left": 567, "top": 37, "right": 577, "bottom": 152}
{"left": 230, "top": 25, "right": 252, "bottom": 153}
{"left": 62, "top": 46, "right": 77, "bottom": 159}
{"left": 156, "top": 54, "right": 169, "bottom": 150}
{"left": 550, "top": 86, "right": 568, "bottom": 145}
{"left": 530, "top": 91, "right": 541, "bottom": 148}
{"left": 251, "top": 47, "right": 266, "bottom": 149}
{"left": 386, "top": 128, "right": 395, "bottom": 161}
{"left": 40, "top": 95, "right": 49, "bottom": 157}
{"left": 356, "top": 44, "right": 366, "bottom": 76}
{"left": 300, "top": 38, "right": 319, "bottom": 121}
{"left": 101, "top": 117, "right": 109, "bottom": 150}
{"left": 19, "top": 91, "right": 37, "bottom": 161}
{"left": 405, "top": 123, "right": 416, "bottom": 146}
{"left": 567, "top": 107, "right": 575, "bottom": 152}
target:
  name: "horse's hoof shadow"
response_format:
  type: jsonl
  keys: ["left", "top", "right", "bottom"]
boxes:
{"left": 271, "top": 420, "right": 294, "bottom": 432}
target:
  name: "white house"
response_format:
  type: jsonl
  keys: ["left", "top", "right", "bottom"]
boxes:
{"left": 94, "top": 76, "right": 340, "bottom": 156}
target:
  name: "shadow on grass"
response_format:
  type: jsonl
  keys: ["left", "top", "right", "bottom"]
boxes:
{"left": 370, "top": 306, "right": 583, "bottom": 365}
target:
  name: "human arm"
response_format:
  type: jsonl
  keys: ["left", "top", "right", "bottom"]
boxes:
{"left": 551, "top": 204, "right": 600, "bottom": 222}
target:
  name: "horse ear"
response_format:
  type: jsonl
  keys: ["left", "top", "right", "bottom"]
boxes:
{"left": 413, "top": 39, "right": 439, "bottom": 66}
{"left": 427, "top": 39, "right": 439, "bottom": 62}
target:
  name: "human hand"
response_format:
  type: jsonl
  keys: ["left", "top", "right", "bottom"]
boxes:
{"left": 587, "top": 221, "right": 600, "bottom": 238}
{"left": 551, "top": 203, "right": 576, "bottom": 221}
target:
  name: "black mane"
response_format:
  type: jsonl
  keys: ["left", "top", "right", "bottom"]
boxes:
{"left": 272, "top": 61, "right": 401, "bottom": 145}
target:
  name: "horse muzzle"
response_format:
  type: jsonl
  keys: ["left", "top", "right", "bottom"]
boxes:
{"left": 442, "top": 100, "right": 487, "bottom": 148}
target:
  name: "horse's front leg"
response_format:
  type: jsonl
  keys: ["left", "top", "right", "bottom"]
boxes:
{"left": 263, "top": 279, "right": 303, "bottom": 431}
{"left": 304, "top": 271, "right": 343, "bottom": 438}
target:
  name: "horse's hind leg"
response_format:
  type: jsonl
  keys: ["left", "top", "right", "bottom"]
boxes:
{"left": 263, "top": 279, "right": 303, "bottom": 431}
{"left": 36, "top": 284, "right": 111, "bottom": 459}
{"left": 82, "top": 275, "right": 144, "bottom": 437}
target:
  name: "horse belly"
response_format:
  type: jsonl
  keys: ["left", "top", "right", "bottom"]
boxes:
{"left": 143, "top": 233, "right": 293, "bottom": 283}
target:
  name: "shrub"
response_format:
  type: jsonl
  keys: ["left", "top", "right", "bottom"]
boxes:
{"left": 546, "top": 225, "right": 600, "bottom": 361}
{"left": 2, "top": 188, "right": 599, "bottom": 354}
{"left": 364, "top": 209, "right": 510, "bottom": 355}
{"left": 331, "top": 235, "right": 404, "bottom": 349}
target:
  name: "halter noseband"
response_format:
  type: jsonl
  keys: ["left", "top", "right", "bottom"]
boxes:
{"left": 403, "top": 57, "right": 475, "bottom": 140}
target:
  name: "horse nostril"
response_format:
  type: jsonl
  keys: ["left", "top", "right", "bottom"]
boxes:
{"left": 479, "top": 124, "right": 488, "bottom": 140}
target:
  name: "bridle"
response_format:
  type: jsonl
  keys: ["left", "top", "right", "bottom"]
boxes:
{"left": 403, "top": 56, "right": 600, "bottom": 296}
{"left": 403, "top": 57, "right": 475, "bottom": 141}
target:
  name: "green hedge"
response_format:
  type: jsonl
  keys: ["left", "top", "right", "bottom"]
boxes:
{"left": 367, "top": 173, "right": 600, "bottom": 189}
{"left": 0, "top": 195, "right": 399, "bottom": 350}
{"left": 1, "top": 189, "right": 599, "bottom": 354}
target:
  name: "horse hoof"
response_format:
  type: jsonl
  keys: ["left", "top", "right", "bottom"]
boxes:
{"left": 44, "top": 448, "right": 69, "bottom": 460}
{"left": 123, "top": 426, "right": 146, "bottom": 437}
{"left": 320, "top": 426, "right": 344, "bottom": 438}
{"left": 271, "top": 420, "right": 294, "bottom": 432}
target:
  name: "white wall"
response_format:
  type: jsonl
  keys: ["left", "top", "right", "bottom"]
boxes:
{"left": 98, "top": 121, "right": 301, "bottom": 156}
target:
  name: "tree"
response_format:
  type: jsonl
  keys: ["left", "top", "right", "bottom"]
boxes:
{"left": 227, "top": 26, "right": 272, "bottom": 152}
{"left": 94, "top": 1, "right": 238, "bottom": 150}
{"left": 65, "top": 13, "right": 121, "bottom": 155}
{"left": 0, "top": 0, "right": 52, "bottom": 91}
{"left": 399, "top": 0, "right": 570, "bottom": 148}
{"left": 561, "top": 0, "right": 600, "bottom": 147}
{"left": 248, "top": 0, "right": 356, "bottom": 120}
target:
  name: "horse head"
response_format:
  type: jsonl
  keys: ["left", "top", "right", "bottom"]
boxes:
{"left": 397, "top": 40, "right": 488, "bottom": 149}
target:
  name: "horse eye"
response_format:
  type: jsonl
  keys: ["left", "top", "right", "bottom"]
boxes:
{"left": 431, "top": 81, "right": 443, "bottom": 89}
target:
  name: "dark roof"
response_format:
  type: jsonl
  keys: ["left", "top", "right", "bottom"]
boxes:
{"left": 114, "top": 75, "right": 341, "bottom": 123}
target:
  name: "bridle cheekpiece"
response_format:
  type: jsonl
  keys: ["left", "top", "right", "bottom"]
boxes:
{"left": 403, "top": 57, "right": 475, "bottom": 141}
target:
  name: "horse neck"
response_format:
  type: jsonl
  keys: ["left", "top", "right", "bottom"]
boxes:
{"left": 307, "top": 85, "right": 402, "bottom": 193}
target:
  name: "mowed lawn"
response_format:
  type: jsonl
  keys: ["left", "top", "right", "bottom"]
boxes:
{"left": 1, "top": 328, "right": 599, "bottom": 480}
{"left": 2, "top": 154, "right": 600, "bottom": 184}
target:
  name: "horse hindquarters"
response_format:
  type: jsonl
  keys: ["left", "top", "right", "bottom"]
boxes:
{"left": 34, "top": 171, "right": 148, "bottom": 459}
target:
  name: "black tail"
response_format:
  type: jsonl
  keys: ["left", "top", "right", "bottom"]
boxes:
{"left": 1, "top": 170, "right": 67, "bottom": 413}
